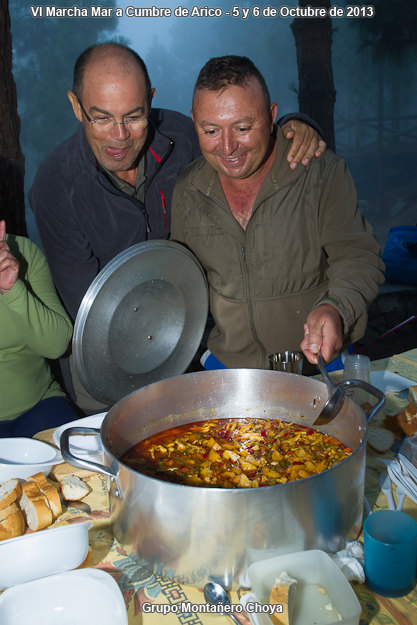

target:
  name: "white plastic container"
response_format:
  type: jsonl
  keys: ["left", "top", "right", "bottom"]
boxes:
{"left": 0, "top": 437, "right": 62, "bottom": 482}
{"left": 53, "top": 413, "right": 105, "bottom": 459}
{"left": 0, "top": 521, "right": 92, "bottom": 589}
{"left": 245, "top": 550, "right": 361, "bottom": 625}
{"left": 0, "top": 568, "right": 127, "bottom": 625}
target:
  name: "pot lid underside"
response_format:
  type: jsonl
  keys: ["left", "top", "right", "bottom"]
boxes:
{"left": 72, "top": 240, "right": 208, "bottom": 405}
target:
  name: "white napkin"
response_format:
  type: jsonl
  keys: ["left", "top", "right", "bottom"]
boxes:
{"left": 328, "top": 540, "right": 365, "bottom": 583}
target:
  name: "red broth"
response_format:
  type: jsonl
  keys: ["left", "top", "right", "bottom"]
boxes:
{"left": 121, "top": 418, "right": 352, "bottom": 488}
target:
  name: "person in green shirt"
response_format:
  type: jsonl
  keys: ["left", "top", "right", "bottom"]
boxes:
{"left": 0, "top": 220, "right": 81, "bottom": 437}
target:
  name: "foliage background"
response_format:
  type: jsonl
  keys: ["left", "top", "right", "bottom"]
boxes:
{"left": 9, "top": 0, "right": 417, "bottom": 247}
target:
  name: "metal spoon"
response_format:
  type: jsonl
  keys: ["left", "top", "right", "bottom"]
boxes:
{"left": 313, "top": 352, "right": 345, "bottom": 425}
{"left": 204, "top": 581, "right": 241, "bottom": 625}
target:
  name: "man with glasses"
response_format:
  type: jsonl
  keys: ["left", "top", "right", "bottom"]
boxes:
{"left": 30, "top": 43, "right": 325, "bottom": 322}
{"left": 29, "top": 44, "right": 326, "bottom": 411}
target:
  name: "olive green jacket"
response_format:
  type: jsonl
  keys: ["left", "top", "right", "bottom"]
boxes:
{"left": 170, "top": 132, "right": 385, "bottom": 369}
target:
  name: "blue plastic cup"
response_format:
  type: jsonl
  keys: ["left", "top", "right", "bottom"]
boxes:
{"left": 364, "top": 510, "right": 417, "bottom": 597}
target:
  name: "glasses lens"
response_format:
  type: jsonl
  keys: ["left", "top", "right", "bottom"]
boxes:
{"left": 93, "top": 119, "right": 113, "bottom": 131}
{"left": 92, "top": 118, "right": 148, "bottom": 132}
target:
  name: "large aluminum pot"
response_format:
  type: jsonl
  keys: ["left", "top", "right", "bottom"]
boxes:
{"left": 61, "top": 369, "right": 384, "bottom": 587}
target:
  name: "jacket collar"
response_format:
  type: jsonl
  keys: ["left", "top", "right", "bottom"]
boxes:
{"left": 188, "top": 127, "right": 306, "bottom": 201}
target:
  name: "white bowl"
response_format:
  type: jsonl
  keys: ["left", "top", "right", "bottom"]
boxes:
{"left": 53, "top": 413, "right": 106, "bottom": 457}
{"left": 0, "top": 521, "right": 92, "bottom": 589}
{"left": 0, "top": 438, "right": 62, "bottom": 482}
{"left": 246, "top": 550, "right": 361, "bottom": 625}
{"left": 0, "top": 568, "right": 127, "bottom": 625}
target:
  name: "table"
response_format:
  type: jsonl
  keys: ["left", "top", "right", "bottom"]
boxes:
{"left": 35, "top": 348, "right": 417, "bottom": 625}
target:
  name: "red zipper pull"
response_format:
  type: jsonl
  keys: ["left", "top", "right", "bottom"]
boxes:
{"left": 160, "top": 190, "right": 167, "bottom": 230}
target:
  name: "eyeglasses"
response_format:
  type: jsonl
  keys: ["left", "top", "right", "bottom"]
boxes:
{"left": 77, "top": 98, "right": 148, "bottom": 132}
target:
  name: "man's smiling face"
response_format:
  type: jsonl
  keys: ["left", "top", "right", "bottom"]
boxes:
{"left": 192, "top": 77, "right": 278, "bottom": 181}
{"left": 68, "top": 57, "right": 151, "bottom": 182}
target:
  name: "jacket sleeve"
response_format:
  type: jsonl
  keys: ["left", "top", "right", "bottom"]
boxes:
{"left": 170, "top": 177, "right": 188, "bottom": 244}
{"left": 29, "top": 167, "right": 100, "bottom": 321}
{"left": 278, "top": 112, "right": 324, "bottom": 139}
{"left": 313, "top": 157, "right": 385, "bottom": 343}
{"left": 1, "top": 239, "right": 73, "bottom": 359}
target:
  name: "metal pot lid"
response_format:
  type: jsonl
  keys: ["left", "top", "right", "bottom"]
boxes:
{"left": 72, "top": 240, "right": 208, "bottom": 405}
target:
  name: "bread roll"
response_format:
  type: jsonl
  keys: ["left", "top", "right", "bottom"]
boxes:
{"left": 0, "top": 478, "right": 22, "bottom": 511}
{"left": 397, "top": 402, "right": 417, "bottom": 436}
{"left": 30, "top": 472, "right": 62, "bottom": 519}
{"left": 20, "top": 481, "right": 53, "bottom": 531}
{"left": 60, "top": 475, "right": 90, "bottom": 501}
{"left": 0, "top": 502, "right": 18, "bottom": 522}
{"left": 0, "top": 502, "right": 25, "bottom": 541}
{"left": 269, "top": 571, "right": 297, "bottom": 625}
{"left": 408, "top": 386, "right": 417, "bottom": 405}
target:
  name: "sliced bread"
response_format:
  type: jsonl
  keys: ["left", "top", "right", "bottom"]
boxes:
{"left": 0, "top": 502, "right": 25, "bottom": 541}
{"left": 398, "top": 402, "right": 417, "bottom": 437}
{"left": 0, "top": 478, "right": 22, "bottom": 511}
{"left": 60, "top": 475, "right": 90, "bottom": 501}
{"left": 408, "top": 386, "right": 417, "bottom": 405}
{"left": 19, "top": 481, "right": 53, "bottom": 531}
{"left": 367, "top": 426, "right": 395, "bottom": 453}
{"left": 269, "top": 571, "right": 297, "bottom": 625}
{"left": 30, "top": 472, "right": 62, "bottom": 519}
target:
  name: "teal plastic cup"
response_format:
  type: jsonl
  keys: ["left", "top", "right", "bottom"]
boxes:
{"left": 364, "top": 510, "right": 417, "bottom": 597}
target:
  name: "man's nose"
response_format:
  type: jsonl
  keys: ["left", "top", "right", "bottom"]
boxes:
{"left": 110, "top": 121, "right": 130, "bottom": 140}
{"left": 221, "top": 129, "right": 238, "bottom": 155}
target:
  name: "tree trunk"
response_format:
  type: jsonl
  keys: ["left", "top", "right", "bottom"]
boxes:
{"left": 0, "top": 0, "right": 26, "bottom": 235}
{"left": 290, "top": 0, "right": 336, "bottom": 150}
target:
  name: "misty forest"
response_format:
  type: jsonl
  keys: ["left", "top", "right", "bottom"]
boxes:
{"left": 1, "top": 0, "right": 416, "bottom": 260}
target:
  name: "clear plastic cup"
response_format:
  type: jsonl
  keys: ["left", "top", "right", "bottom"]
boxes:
{"left": 343, "top": 354, "right": 371, "bottom": 405}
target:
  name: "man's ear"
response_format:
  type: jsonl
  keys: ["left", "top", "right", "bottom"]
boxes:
{"left": 190, "top": 109, "right": 194, "bottom": 122}
{"left": 67, "top": 91, "right": 83, "bottom": 122}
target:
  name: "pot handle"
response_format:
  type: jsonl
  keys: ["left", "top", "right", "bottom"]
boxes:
{"left": 340, "top": 379, "right": 386, "bottom": 423}
{"left": 60, "top": 427, "right": 122, "bottom": 498}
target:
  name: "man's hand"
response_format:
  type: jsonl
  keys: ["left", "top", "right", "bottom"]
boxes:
{"left": 281, "top": 119, "right": 327, "bottom": 170}
{"left": 300, "top": 304, "right": 344, "bottom": 364}
{"left": 0, "top": 220, "right": 19, "bottom": 295}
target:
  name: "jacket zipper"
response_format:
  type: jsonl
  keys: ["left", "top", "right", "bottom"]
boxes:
{"left": 160, "top": 190, "right": 167, "bottom": 230}
{"left": 241, "top": 233, "right": 267, "bottom": 367}
{"left": 147, "top": 141, "right": 174, "bottom": 231}
{"left": 96, "top": 170, "right": 152, "bottom": 235}
{"left": 199, "top": 189, "right": 267, "bottom": 366}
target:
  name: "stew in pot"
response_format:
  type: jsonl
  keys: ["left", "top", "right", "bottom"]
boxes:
{"left": 121, "top": 418, "right": 352, "bottom": 488}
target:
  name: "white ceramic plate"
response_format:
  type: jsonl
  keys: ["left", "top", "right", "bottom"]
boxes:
{"left": 0, "top": 568, "right": 127, "bottom": 625}
{"left": 53, "top": 413, "right": 106, "bottom": 456}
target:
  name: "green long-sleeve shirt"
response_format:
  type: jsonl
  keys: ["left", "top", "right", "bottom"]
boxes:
{"left": 0, "top": 235, "right": 73, "bottom": 420}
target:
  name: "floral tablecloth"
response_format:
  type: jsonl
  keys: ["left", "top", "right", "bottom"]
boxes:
{"left": 35, "top": 348, "right": 417, "bottom": 625}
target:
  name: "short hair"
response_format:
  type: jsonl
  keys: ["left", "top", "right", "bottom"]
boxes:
{"left": 193, "top": 55, "right": 271, "bottom": 111}
{"left": 72, "top": 42, "right": 152, "bottom": 104}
